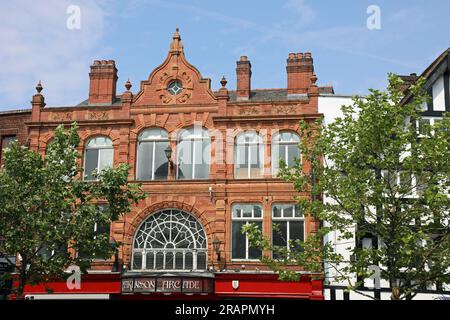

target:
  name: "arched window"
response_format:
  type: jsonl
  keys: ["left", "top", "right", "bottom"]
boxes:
{"left": 234, "top": 131, "right": 264, "bottom": 179}
{"left": 272, "top": 131, "right": 300, "bottom": 176}
{"left": 137, "top": 129, "right": 169, "bottom": 180}
{"left": 132, "top": 209, "right": 207, "bottom": 271}
{"left": 177, "top": 127, "right": 210, "bottom": 180}
{"left": 84, "top": 137, "right": 113, "bottom": 180}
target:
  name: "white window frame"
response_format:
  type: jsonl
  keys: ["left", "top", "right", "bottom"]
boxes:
{"left": 416, "top": 117, "right": 443, "bottom": 137}
{"left": 136, "top": 128, "right": 169, "bottom": 181}
{"left": 234, "top": 131, "right": 264, "bottom": 179}
{"left": 231, "top": 203, "right": 263, "bottom": 261}
{"left": 176, "top": 127, "right": 210, "bottom": 180}
{"left": 271, "top": 131, "right": 301, "bottom": 177}
{"left": 271, "top": 203, "right": 304, "bottom": 258}
{"left": 83, "top": 137, "right": 113, "bottom": 181}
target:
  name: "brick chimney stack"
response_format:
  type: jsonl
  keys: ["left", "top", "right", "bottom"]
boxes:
{"left": 286, "top": 52, "right": 314, "bottom": 95}
{"left": 88, "top": 60, "right": 118, "bottom": 105}
{"left": 236, "top": 56, "right": 251, "bottom": 101}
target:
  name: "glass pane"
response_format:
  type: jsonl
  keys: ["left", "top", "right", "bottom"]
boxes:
{"left": 194, "top": 139, "right": 210, "bottom": 179}
{"left": 84, "top": 149, "right": 98, "bottom": 180}
{"left": 235, "top": 144, "right": 248, "bottom": 178}
{"left": 185, "top": 252, "right": 193, "bottom": 270}
{"left": 272, "top": 221, "right": 287, "bottom": 259}
{"left": 133, "top": 253, "right": 142, "bottom": 270}
{"left": 1, "top": 136, "right": 16, "bottom": 150}
{"left": 283, "top": 205, "right": 293, "bottom": 218}
{"left": 139, "top": 128, "right": 168, "bottom": 140}
{"left": 146, "top": 252, "right": 154, "bottom": 269}
{"left": 253, "top": 205, "right": 262, "bottom": 218}
{"left": 294, "top": 205, "right": 302, "bottom": 217}
{"left": 154, "top": 141, "right": 169, "bottom": 180}
{"left": 233, "top": 208, "right": 242, "bottom": 218}
{"left": 98, "top": 148, "right": 113, "bottom": 171}
{"left": 175, "top": 252, "right": 184, "bottom": 269}
{"left": 287, "top": 144, "right": 300, "bottom": 167}
{"left": 232, "top": 221, "right": 246, "bottom": 259}
{"left": 96, "top": 222, "right": 110, "bottom": 238}
{"left": 290, "top": 221, "right": 304, "bottom": 252}
{"left": 273, "top": 205, "right": 282, "bottom": 218}
{"left": 177, "top": 140, "right": 193, "bottom": 179}
{"left": 197, "top": 252, "right": 206, "bottom": 270}
{"left": 248, "top": 222, "right": 262, "bottom": 259}
{"left": 137, "top": 142, "right": 153, "bottom": 180}
{"left": 155, "top": 252, "right": 164, "bottom": 270}
{"left": 271, "top": 143, "right": 282, "bottom": 174}
{"left": 290, "top": 221, "right": 304, "bottom": 242}
{"left": 165, "top": 252, "right": 174, "bottom": 269}
{"left": 242, "top": 205, "right": 252, "bottom": 218}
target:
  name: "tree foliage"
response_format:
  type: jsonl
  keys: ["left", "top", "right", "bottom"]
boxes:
{"left": 0, "top": 123, "right": 146, "bottom": 299}
{"left": 244, "top": 75, "right": 450, "bottom": 299}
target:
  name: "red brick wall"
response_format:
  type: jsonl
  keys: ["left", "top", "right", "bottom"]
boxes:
{"left": 0, "top": 111, "right": 31, "bottom": 165}
{"left": 1, "top": 33, "right": 322, "bottom": 274}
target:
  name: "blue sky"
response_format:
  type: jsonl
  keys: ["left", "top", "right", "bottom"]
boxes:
{"left": 0, "top": 0, "right": 449, "bottom": 111}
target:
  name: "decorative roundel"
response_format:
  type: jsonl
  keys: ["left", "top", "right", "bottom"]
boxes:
{"left": 167, "top": 80, "right": 183, "bottom": 95}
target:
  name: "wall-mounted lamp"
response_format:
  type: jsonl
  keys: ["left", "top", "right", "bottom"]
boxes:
{"left": 164, "top": 145, "right": 174, "bottom": 168}
{"left": 212, "top": 237, "right": 221, "bottom": 261}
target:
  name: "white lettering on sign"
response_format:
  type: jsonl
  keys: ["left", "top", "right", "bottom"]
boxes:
{"left": 183, "top": 280, "right": 201, "bottom": 290}
{"left": 134, "top": 279, "right": 155, "bottom": 290}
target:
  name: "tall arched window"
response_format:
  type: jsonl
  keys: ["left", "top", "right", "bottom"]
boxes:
{"left": 177, "top": 127, "right": 210, "bottom": 180}
{"left": 137, "top": 129, "right": 169, "bottom": 180}
{"left": 272, "top": 131, "right": 300, "bottom": 176}
{"left": 234, "top": 131, "right": 264, "bottom": 179}
{"left": 84, "top": 137, "right": 113, "bottom": 180}
{"left": 132, "top": 209, "right": 207, "bottom": 271}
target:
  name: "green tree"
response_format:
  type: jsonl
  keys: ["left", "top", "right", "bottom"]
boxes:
{"left": 244, "top": 75, "right": 450, "bottom": 300}
{"left": 0, "top": 123, "right": 146, "bottom": 299}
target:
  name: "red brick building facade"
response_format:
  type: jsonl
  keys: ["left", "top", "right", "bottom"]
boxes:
{"left": 0, "top": 29, "right": 331, "bottom": 299}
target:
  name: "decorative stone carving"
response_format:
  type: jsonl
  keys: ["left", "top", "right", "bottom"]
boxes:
{"left": 238, "top": 106, "right": 259, "bottom": 116}
{"left": 272, "top": 105, "right": 297, "bottom": 115}
{"left": 176, "top": 93, "right": 191, "bottom": 104}
{"left": 51, "top": 112, "right": 72, "bottom": 121}
{"left": 87, "top": 111, "right": 110, "bottom": 120}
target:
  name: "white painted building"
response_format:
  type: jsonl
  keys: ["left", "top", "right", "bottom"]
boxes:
{"left": 318, "top": 48, "right": 450, "bottom": 300}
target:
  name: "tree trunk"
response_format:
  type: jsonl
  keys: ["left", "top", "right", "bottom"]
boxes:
{"left": 16, "top": 257, "right": 27, "bottom": 300}
{"left": 391, "top": 286, "right": 401, "bottom": 300}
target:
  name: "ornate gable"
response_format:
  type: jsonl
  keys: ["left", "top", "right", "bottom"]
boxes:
{"left": 133, "top": 29, "right": 217, "bottom": 106}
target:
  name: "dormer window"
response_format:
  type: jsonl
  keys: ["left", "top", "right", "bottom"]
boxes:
{"left": 167, "top": 80, "right": 183, "bottom": 95}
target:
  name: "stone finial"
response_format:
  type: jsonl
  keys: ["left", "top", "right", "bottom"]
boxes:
{"left": 125, "top": 78, "right": 132, "bottom": 91}
{"left": 170, "top": 27, "right": 184, "bottom": 53}
{"left": 36, "top": 80, "right": 43, "bottom": 94}
{"left": 220, "top": 76, "right": 227, "bottom": 88}
{"left": 311, "top": 73, "right": 318, "bottom": 85}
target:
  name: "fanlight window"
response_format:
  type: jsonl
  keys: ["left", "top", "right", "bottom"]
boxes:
{"left": 137, "top": 129, "right": 169, "bottom": 180}
{"left": 272, "top": 131, "right": 300, "bottom": 176}
{"left": 132, "top": 209, "right": 207, "bottom": 271}
{"left": 84, "top": 137, "right": 113, "bottom": 180}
